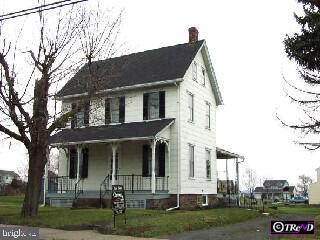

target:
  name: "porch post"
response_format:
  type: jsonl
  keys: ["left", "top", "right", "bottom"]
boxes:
{"left": 76, "top": 145, "right": 82, "bottom": 182}
{"left": 151, "top": 139, "right": 156, "bottom": 194}
{"left": 111, "top": 143, "right": 118, "bottom": 186}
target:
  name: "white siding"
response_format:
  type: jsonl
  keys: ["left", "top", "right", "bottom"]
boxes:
{"left": 178, "top": 48, "right": 218, "bottom": 194}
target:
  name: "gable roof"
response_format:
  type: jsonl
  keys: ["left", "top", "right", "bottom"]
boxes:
{"left": 0, "top": 170, "right": 19, "bottom": 178}
{"left": 49, "top": 118, "right": 175, "bottom": 145}
{"left": 57, "top": 40, "right": 205, "bottom": 98}
{"left": 263, "top": 180, "right": 288, "bottom": 188}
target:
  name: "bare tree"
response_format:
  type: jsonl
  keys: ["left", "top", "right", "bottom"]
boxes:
{"left": 242, "top": 168, "right": 258, "bottom": 196}
{"left": 297, "top": 174, "right": 312, "bottom": 197}
{"left": 0, "top": 3, "right": 122, "bottom": 217}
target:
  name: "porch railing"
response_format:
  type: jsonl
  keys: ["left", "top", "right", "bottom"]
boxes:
{"left": 48, "top": 176, "right": 76, "bottom": 193}
{"left": 99, "top": 174, "right": 169, "bottom": 207}
{"left": 74, "top": 178, "right": 84, "bottom": 200}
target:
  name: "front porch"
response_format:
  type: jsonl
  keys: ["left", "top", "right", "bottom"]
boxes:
{"left": 46, "top": 119, "right": 175, "bottom": 208}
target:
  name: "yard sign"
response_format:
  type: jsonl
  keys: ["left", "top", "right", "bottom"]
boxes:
{"left": 111, "top": 185, "right": 126, "bottom": 227}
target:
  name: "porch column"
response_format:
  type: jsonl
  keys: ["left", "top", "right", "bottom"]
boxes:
{"left": 111, "top": 143, "right": 118, "bottom": 186}
{"left": 151, "top": 140, "right": 156, "bottom": 194}
{"left": 76, "top": 145, "right": 82, "bottom": 182}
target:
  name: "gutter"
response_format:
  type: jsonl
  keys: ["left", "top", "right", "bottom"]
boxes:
{"left": 56, "top": 78, "right": 184, "bottom": 100}
{"left": 166, "top": 82, "right": 181, "bottom": 211}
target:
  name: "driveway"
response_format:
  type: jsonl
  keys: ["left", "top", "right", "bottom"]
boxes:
{"left": 168, "top": 214, "right": 316, "bottom": 240}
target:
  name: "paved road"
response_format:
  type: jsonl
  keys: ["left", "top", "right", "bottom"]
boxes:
{"left": 168, "top": 214, "right": 317, "bottom": 240}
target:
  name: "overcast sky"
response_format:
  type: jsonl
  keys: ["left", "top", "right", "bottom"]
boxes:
{"left": 1, "top": 0, "right": 319, "bottom": 187}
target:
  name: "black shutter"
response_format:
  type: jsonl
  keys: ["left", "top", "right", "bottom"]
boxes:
{"left": 105, "top": 98, "right": 111, "bottom": 124}
{"left": 143, "top": 93, "right": 149, "bottom": 120}
{"left": 142, "top": 145, "right": 149, "bottom": 177}
{"left": 71, "top": 103, "right": 77, "bottom": 128}
{"left": 84, "top": 101, "right": 90, "bottom": 126}
{"left": 69, "top": 149, "right": 77, "bottom": 179}
{"left": 159, "top": 91, "right": 165, "bottom": 118}
{"left": 158, "top": 143, "right": 166, "bottom": 177}
{"left": 81, "top": 148, "right": 89, "bottom": 178}
{"left": 119, "top": 97, "right": 125, "bottom": 123}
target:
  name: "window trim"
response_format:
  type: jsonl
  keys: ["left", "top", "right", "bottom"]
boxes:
{"left": 201, "top": 67, "right": 206, "bottom": 86}
{"left": 189, "top": 144, "right": 195, "bottom": 178}
{"left": 192, "top": 61, "right": 197, "bottom": 81}
{"left": 202, "top": 194, "right": 208, "bottom": 206}
{"left": 205, "top": 101, "right": 211, "bottom": 129}
{"left": 187, "top": 91, "right": 194, "bottom": 123}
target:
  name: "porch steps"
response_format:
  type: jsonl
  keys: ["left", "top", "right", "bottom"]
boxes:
{"left": 49, "top": 197, "right": 74, "bottom": 208}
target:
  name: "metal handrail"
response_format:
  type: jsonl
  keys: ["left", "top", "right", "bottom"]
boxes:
{"left": 99, "top": 174, "right": 110, "bottom": 208}
{"left": 74, "top": 178, "right": 84, "bottom": 200}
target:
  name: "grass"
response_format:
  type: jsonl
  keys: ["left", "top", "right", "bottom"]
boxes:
{"left": 0, "top": 196, "right": 261, "bottom": 237}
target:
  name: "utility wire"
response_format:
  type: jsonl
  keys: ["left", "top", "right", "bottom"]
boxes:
{"left": 0, "top": 0, "right": 88, "bottom": 21}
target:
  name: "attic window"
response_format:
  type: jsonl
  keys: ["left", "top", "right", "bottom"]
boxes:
{"left": 201, "top": 67, "right": 206, "bottom": 86}
{"left": 192, "top": 62, "right": 197, "bottom": 81}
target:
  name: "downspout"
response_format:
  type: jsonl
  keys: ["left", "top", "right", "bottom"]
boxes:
{"left": 166, "top": 82, "right": 181, "bottom": 211}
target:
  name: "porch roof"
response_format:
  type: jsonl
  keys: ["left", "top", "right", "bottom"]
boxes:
{"left": 49, "top": 118, "right": 175, "bottom": 146}
{"left": 216, "top": 147, "right": 244, "bottom": 159}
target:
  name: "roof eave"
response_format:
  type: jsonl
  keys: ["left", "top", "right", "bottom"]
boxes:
{"left": 56, "top": 78, "right": 183, "bottom": 100}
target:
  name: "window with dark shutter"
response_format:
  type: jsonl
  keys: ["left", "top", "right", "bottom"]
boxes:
{"left": 71, "top": 103, "right": 77, "bottom": 129}
{"left": 105, "top": 98, "right": 111, "bottom": 124}
{"left": 142, "top": 145, "right": 149, "bottom": 177}
{"left": 81, "top": 148, "right": 89, "bottom": 178}
{"left": 84, "top": 101, "right": 90, "bottom": 126}
{"left": 119, "top": 96, "right": 125, "bottom": 123}
{"left": 143, "top": 93, "right": 149, "bottom": 120}
{"left": 158, "top": 143, "right": 166, "bottom": 177}
{"left": 159, "top": 91, "right": 165, "bottom": 118}
{"left": 69, "top": 149, "right": 77, "bottom": 179}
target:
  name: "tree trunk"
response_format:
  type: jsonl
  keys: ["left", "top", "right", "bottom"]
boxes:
{"left": 21, "top": 146, "right": 47, "bottom": 217}
{"left": 21, "top": 75, "right": 50, "bottom": 217}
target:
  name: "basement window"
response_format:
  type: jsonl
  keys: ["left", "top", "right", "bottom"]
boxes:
{"left": 202, "top": 195, "right": 208, "bottom": 206}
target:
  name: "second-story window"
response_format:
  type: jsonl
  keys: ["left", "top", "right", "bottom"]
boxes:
{"left": 105, "top": 96, "right": 125, "bottom": 124}
{"left": 205, "top": 102, "right": 211, "bottom": 129}
{"left": 188, "top": 92, "right": 194, "bottom": 122}
{"left": 71, "top": 101, "right": 90, "bottom": 128}
{"left": 143, "top": 91, "right": 165, "bottom": 120}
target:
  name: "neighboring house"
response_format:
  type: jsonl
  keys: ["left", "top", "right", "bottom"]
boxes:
{"left": 253, "top": 180, "right": 296, "bottom": 201}
{"left": 47, "top": 27, "right": 239, "bottom": 209}
{"left": 0, "top": 170, "right": 19, "bottom": 185}
{"left": 309, "top": 167, "right": 320, "bottom": 204}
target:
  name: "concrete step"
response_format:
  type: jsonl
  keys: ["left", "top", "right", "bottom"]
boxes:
{"left": 49, "top": 198, "right": 74, "bottom": 208}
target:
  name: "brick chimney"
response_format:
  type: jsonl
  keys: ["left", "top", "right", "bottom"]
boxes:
{"left": 188, "top": 27, "right": 199, "bottom": 43}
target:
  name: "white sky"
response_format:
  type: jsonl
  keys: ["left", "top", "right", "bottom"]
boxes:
{"left": 0, "top": 0, "right": 319, "bottom": 187}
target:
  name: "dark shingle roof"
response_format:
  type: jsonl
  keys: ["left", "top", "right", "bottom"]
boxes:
{"left": 57, "top": 41, "right": 204, "bottom": 97}
{"left": 263, "top": 180, "right": 288, "bottom": 188}
{"left": 0, "top": 170, "right": 19, "bottom": 178}
{"left": 49, "top": 118, "right": 175, "bottom": 145}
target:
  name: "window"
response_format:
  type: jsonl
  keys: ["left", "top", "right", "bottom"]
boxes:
{"left": 142, "top": 143, "right": 166, "bottom": 177}
{"left": 205, "top": 102, "right": 211, "bottom": 129}
{"left": 206, "top": 149, "right": 211, "bottom": 179}
{"left": 201, "top": 67, "right": 206, "bottom": 85}
{"left": 189, "top": 144, "right": 195, "bottom": 178}
{"left": 143, "top": 91, "right": 165, "bottom": 120}
{"left": 69, "top": 148, "right": 89, "bottom": 179}
{"left": 192, "top": 62, "right": 197, "bottom": 81}
{"left": 188, "top": 92, "right": 194, "bottom": 122}
{"left": 71, "top": 101, "right": 90, "bottom": 128}
{"left": 202, "top": 195, "right": 208, "bottom": 206}
{"left": 105, "top": 96, "right": 125, "bottom": 124}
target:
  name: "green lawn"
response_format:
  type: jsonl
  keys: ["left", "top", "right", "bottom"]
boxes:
{"left": 0, "top": 196, "right": 261, "bottom": 237}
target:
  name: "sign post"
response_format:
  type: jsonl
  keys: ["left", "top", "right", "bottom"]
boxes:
{"left": 111, "top": 185, "right": 126, "bottom": 227}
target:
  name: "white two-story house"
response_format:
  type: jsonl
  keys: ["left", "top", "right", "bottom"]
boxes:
{"left": 48, "top": 27, "right": 231, "bottom": 209}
